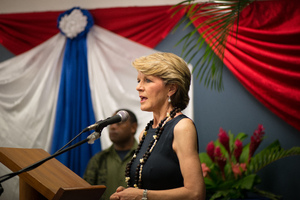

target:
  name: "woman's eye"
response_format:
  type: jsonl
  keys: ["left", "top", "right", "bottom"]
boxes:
{"left": 146, "top": 79, "right": 151, "bottom": 83}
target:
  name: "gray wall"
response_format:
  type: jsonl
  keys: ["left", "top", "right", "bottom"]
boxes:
{"left": 1, "top": 21, "right": 299, "bottom": 199}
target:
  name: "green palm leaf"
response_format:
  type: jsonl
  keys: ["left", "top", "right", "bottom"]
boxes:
{"left": 172, "top": 0, "right": 256, "bottom": 91}
{"left": 247, "top": 140, "right": 300, "bottom": 174}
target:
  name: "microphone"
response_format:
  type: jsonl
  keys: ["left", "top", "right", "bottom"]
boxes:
{"left": 83, "top": 110, "right": 129, "bottom": 133}
{"left": 86, "top": 110, "right": 129, "bottom": 144}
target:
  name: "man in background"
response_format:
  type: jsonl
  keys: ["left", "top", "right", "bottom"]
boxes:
{"left": 83, "top": 109, "right": 138, "bottom": 200}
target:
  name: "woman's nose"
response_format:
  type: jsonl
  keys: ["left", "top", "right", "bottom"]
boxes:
{"left": 136, "top": 82, "right": 143, "bottom": 91}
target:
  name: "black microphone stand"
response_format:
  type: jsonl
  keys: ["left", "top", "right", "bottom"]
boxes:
{"left": 0, "top": 128, "right": 103, "bottom": 184}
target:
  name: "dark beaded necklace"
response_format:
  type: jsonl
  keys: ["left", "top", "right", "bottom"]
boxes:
{"left": 125, "top": 107, "right": 180, "bottom": 188}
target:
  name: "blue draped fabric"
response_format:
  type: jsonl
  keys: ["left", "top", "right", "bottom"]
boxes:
{"left": 50, "top": 8, "right": 101, "bottom": 177}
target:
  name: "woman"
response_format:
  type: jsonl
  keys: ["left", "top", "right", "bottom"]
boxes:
{"left": 110, "top": 52, "right": 205, "bottom": 200}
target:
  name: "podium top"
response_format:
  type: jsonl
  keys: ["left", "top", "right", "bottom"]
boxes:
{"left": 0, "top": 147, "right": 105, "bottom": 200}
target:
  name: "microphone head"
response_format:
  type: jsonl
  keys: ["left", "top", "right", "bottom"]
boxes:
{"left": 117, "top": 110, "right": 129, "bottom": 122}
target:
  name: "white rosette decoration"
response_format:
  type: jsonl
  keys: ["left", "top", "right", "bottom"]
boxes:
{"left": 58, "top": 9, "right": 88, "bottom": 39}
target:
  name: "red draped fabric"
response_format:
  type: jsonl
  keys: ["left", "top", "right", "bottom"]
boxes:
{"left": 90, "top": 6, "right": 182, "bottom": 48}
{"left": 0, "top": 3, "right": 299, "bottom": 131}
{"left": 191, "top": 0, "right": 300, "bottom": 131}
{"left": 0, "top": 6, "right": 185, "bottom": 55}
{"left": 0, "top": 11, "right": 60, "bottom": 55}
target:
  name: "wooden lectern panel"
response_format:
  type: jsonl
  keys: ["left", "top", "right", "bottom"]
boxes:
{"left": 53, "top": 187, "right": 106, "bottom": 200}
{"left": 0, "top": 147, "right": 105, "bottom": 200}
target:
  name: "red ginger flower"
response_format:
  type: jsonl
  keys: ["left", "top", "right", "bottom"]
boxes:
{"left": 234, "top": 139, "right": 243, "bottom": 163}
{"left": 206, "top": 141, "right": 215, "bottom": 162}
{"left": 248, "top": 124, "right": 265, "bottom": 162}
{"left": 215, "top": 146, "right": 227, "bottom": 179}
{"left": 214, "top": 146, "right": 222, "bottom": 157}
{"left": 218, "top": 128, "right": 230, "bottom": 154}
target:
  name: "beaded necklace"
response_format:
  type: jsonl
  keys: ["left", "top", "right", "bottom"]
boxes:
{"left": 125, "top": 107, "right": 180, "bottom": 188}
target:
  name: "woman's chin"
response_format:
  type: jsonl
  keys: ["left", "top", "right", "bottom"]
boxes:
{"left": 140, "top": 105, "right": 151, "bottom": 112}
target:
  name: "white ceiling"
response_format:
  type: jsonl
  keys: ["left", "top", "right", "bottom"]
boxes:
{"left": 0, "top": 0, "right": 206, "bottom": 14}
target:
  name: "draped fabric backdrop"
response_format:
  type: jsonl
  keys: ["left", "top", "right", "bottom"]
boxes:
{"left": 0, "top": 6, "right": 193, "bottom": 200}
{"left": 0, "top": 1, "right": 299, "bottom": 199}
{"left": 190, "top": 0, "right": 300, "bottom": 131}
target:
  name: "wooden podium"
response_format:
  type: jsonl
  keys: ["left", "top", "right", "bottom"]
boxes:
{"left": 0, "top": 147, "right": 106, "bottom": 200}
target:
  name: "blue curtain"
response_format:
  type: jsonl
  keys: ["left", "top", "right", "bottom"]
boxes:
{"left": 50, "top": 8, "right": 101, "bottom": 177}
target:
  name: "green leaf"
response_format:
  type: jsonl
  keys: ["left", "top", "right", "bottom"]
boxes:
{"left": 208, "top": 164, "right": 224, "bottom": 183}
{"left": 204, "top": 177, "right": 217, "bottom": 188}
{"left": 228, "top": 130, "right": 235, "bottom": 154}
{"left": 172, "top": 0, "right": 256, "bottom": 91}
{"left": 199, "top": 152, "right": 213, "bottom": 165}
{"left": 253, "top": 187, "right": 282, "bottom": 200}
{"left": 248, "top": 145, "right": 300, "bottom": 174}
{"left": 239, "top": 143, "right": 249, "bottom": 163}
{"left": 233, "top": 174, "right": 257, "bottom": 190}
{"left": 235, "top": 132, "right": 248, "bottom": 142}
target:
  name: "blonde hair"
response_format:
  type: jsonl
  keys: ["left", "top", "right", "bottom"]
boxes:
{"left": 132, "top": 52, "right": 191, "bottom": 110}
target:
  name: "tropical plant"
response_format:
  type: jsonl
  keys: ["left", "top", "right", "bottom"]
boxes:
{"left": 200, "top": 124, "right": 300, "bottom": 200}
{"left": 172, "top": 0, "right": 257, "bottom": 91}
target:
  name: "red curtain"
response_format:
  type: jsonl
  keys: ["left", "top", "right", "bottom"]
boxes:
{"left": 90, "top": 6, "right": 182, "bottom": 48}
{"left": 0, "top": 11, "right": 60, "bottom": 55}
{"left": 0, "top": 6, "right": 185, "bottom": 55}
{"left": 191, "top": 0, "right": 300, "bottom": 131}
{"left": 0, "top": 3, "right": 299, "bottom": 131}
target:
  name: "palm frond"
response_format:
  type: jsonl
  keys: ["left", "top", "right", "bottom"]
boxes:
{"left": 247, "top": 143, "right": 300, "bottom": 174}
{"left": 173, "top": 0, "right": 255, "bottom": 91}
{"left": 252, "top": 187, "right": 282, "bottom": 200}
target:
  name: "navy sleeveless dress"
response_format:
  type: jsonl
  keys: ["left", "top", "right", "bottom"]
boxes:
{"left": 129, "top": 114, "right": 191, "bottom": 189}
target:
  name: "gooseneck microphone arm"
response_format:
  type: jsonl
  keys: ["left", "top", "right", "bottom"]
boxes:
{"left": 0, "top": 110, "right": 129, "bottom": 183}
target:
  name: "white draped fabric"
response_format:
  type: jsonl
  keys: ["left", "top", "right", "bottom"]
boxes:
{"left": 0, "top": 34, "right": 65, "bottom": 150}
{"left": 0, "top": 33, "right": 65, "bottom": 200}
{"left": 0, "top": 25, "right": 193, "bottom": 199}
{"left": 87, "top": 26, "right": 156, "bottom": 147}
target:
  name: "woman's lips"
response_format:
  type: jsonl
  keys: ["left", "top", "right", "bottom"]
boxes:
{"left": 139, "top": 96, "right": 147, "bottom": 103}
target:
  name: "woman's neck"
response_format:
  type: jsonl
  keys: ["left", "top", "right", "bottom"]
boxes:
{"left": 152, "top": 106, "right": 174, "bottom": 128}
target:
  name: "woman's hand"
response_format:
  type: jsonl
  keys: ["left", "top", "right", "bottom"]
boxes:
{"left": 110, "top": 186, "right": 124, "bottom": 200}
{"left": 110, "top": 187, "right": 143, "bottom": 200}
{"left": 116, "top": 186, "right": 126, "bottom": 193}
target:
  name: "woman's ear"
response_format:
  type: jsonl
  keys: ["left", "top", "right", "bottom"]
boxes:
{"left": 168, "top": 84, "right": 178, "bottom": 97}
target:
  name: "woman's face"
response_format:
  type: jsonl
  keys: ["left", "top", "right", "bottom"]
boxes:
{"left": 136, "top": 71, "right": 170, "bottom": 112}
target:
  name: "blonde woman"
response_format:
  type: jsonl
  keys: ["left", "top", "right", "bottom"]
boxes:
{"left": 110, "top": 52, "right": 205, "bottom": 200}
